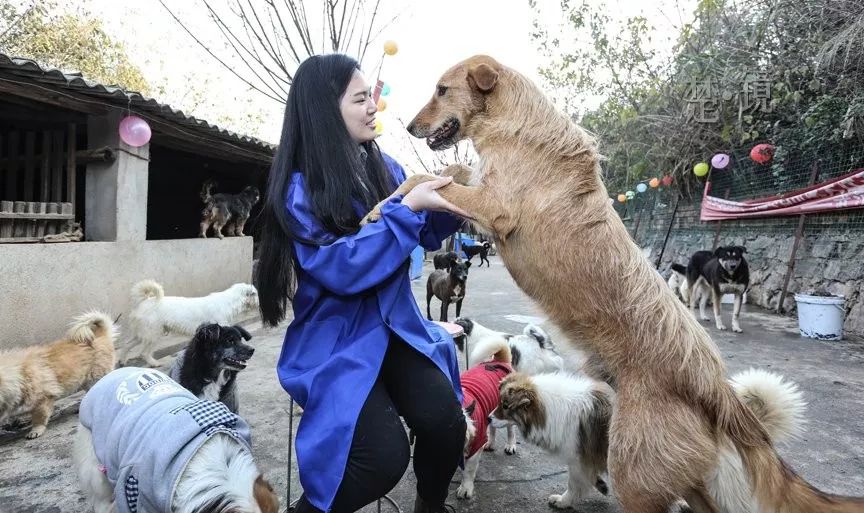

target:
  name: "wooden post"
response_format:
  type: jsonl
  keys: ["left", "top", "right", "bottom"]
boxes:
{"left": 66, "top": 123, "right": 77, "bottom": 215}
{"left": 654, "top": 195, "right": 681, "bottom": 268}
{"left": 34, "top": 202, "right": 47, "bottom": 237}
{"left": 40, "top": 131, "right": 51, "bottom": 202}
{"left": 46, "top": 202, "right": 59, "bottom": 235}
{"left": 6, "top": 132, "right": 20, "bottom": 201}
{"left": 52, "top": 130, "right": 64, "bottom": 202}
{"left": 24, "top": 132, "right": 36, "bottom": 201}
{"left": 26, "top": 201, "right": 38, "bottom": 237}
{"left": 776, "top": 161, "right": 821, "bottom": 313}
{"left": 0, "top": 201, "right": 12, "bottom": 238}
{"left": 711, "top": 187, "right": 732, "bottom": 250}
{"left": 12, "top": 201, "right": 26, "bottom": 237}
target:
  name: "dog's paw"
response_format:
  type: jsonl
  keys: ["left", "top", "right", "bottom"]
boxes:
{"left": 482, "top": 442, "right": 495, "bottom": 452}
{"left": 699, "top": 315, "right": 710, "bottom": 322}
{"left": 547, "top": 493, "right": 574, "bottom": 509}
{"left": 504, "top": 444, "right": 517, "bottom": 455}
{"left": 26, "top": 426, "right": 46, "bottom": 439}
{"left": 732, "top": 325, "right": 743, "bottom": 333}
{"left": 360, "top": 207, "right": 383, "bottom": 226}
{"left": 718, "top": 324, "right": 728, "bottom": 331}
{"left": 456, "top": 482, "right": 475, "bottom": 500}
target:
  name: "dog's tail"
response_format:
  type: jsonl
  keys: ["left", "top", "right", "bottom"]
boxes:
{"left": 200, "top": 179, "right": 216, "bottom": 203}
{"left": 719, "top": 377, "right": 864, "bottom": 512}
{"left": 730, "top": 368, "right": 806, "bottom": 443}
{"left": 670, "top": 263, "right": 687, "bottom": 275}
{"left": 467, "top": 327, "right": 512, "bottom": 366}
{"left": 131, "top": 279, "right": 164, "bottom": 305}
{"left": 68, "top": 310, "right": 117, "bottom": 345}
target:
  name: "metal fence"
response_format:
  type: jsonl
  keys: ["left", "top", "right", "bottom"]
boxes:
{"left": 613, "top": 146, "right": 864, "bottom": 317}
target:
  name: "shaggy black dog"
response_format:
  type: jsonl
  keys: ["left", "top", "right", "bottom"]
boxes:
{"left": 168, "top": 323, "right": 255, "bottom": 413}
{"left": 199, "top": 180, "right": 260, "bottom": 239}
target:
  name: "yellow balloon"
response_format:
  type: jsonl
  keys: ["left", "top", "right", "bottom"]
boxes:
{"left": 374, "top": 119, "right": 383, "bottom": 135}
{"left": 377, "top": 99, "right": 387, "bottom": 112}
{"left": 383, "top": 40, "right": 398, "bottom": 56}
{"left": 694, "top": 162, "right": 709, "bottom": 177}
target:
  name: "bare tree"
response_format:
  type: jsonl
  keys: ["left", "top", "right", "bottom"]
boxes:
{"left": 159, "top": 0, "right": 402, "bottom": 103}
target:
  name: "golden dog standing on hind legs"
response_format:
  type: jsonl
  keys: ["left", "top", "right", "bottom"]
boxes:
{"left": 363, "top": 55, "right": 863, "bottom": 513}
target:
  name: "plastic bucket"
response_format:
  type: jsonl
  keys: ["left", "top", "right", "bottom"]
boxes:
{"left": 794, "top": 294, "right": 845, "bottom": 341}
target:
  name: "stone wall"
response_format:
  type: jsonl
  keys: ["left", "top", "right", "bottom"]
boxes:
{"left": 634, "top": 203, "right": 864, "bottom": 339}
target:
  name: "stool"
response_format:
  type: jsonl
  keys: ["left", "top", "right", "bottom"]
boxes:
{"left": 433, "top": 321, "right": 468, "bottom": 370}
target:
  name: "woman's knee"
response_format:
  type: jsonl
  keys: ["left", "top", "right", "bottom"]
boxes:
{"left": 409, "top": 398, "right": 466, "bottom": 445}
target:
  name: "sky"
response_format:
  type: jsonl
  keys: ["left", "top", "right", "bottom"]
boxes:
{"left": 79, "top": 0, "right": 695, "bottom": 170}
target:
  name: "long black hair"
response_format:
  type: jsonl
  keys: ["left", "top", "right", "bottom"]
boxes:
{"left": 257, "top": 54, "right": 397, "bottom": 326}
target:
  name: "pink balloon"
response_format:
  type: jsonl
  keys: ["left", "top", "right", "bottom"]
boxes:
{"left": 711, "top": 153, "right": 730, "bottom": 169}
{"left": 119, "top": 115, "right": 152, "bottom": 147}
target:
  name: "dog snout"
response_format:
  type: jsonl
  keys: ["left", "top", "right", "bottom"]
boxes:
{"left": 407, "top": 120, "right": 429, "bottom": 138}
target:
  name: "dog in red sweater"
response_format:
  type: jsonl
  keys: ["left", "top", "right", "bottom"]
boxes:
{"left": 456, "top": 344, "right": 513, "bottom": 500}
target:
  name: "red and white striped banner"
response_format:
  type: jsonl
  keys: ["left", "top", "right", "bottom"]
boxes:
{"left": 700, "top": 168, "right": 864, "bottom": 221}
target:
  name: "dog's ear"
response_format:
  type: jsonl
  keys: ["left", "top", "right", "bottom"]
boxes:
{"left": 465, "top": 261, "right": 472, "bottom": 268}
{"left": 464, "top": 400, "right": 477, "bottom": 417}
{"left": 195, "top": 323, "right": 221, "bottom": 342}
{"left": 233, "top": 324, "right": 253, "bottom": 341}
{"left": 714, "top": 247, "right": 725, "bottom": 257}
{"left": 737, "top": 246, "right": 747, "bottom": 254}
{"left": 468, "top": 63, "right": 499, "bottom": 93}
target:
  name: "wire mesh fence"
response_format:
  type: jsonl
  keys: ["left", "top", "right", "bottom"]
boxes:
{"left": 613, "top": 146, "right": 864, "bottom": 335}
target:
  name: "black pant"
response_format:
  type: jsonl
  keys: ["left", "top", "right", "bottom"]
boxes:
{"left": 293, "top": 336, "right": 466, "bottom": 513}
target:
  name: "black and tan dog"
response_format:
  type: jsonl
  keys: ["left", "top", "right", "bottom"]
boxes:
{"left": 199, "top": 180, "right": 260, "bottom": 239}
{"left": 168, "top": 323, "right": 255, "bottom": 413}
{"left": 463, "top": 241, "right": 491, "bottom": 267}
{"left": 426, "top": 260, "right": 471, "bottom": 322}
{"left": 684, "top": 246, "right": 750, "bottom": 333}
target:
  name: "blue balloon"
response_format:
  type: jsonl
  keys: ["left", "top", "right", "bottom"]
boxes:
{"left": 381, "top": 83, "right": 391, "bottom": 96}
{"left": 636, "top": 183, "right": 648, "bottom": 193}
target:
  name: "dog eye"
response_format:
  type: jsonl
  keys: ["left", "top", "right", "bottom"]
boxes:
{"left": 437, "top": 85, "right": 448, "bottom": 97}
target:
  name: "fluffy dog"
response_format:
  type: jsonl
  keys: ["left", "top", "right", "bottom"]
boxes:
{"left": 121, "top": 280, "right": 259, "bottom": 367}
{"left": 457, "top": 346, "right": 513, "bottom": 500}
{"left": 363, "top": 55, "right": 862, "bottom": 512}
{"left": 73, "top": 367, "right": 278, "bottom": 513}
{"left": 199, "top": 180, "right": 260, "bottom": 239}
{"left": 457, "top": 317, "right": 564, "bottom": 455}
{"left": 426, "top": 260, "right": 471, "bottom": 321}
{"left": 168, "top": 324, "right": 255, "bottom": 414}
{"left": 433, "top": 251, "right": 458, "bottom": 270}
{"left": 458, "top": 317, "right": 564, "bottom": 376}
{"left": 685, "top": 247, "right": 750, "bottom": 333}
{"left": 0, "top": 311, "right": 117, "bottom": 439}
{"left": 493, "top": 368, "right": 806, "bottom": 512}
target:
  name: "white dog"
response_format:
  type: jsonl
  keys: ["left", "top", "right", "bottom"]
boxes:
{"left": 120, "top": 280, "right": 259, "bottom": 367}
{"left": 493, "top": 368, "right": 806, "bottom": 511}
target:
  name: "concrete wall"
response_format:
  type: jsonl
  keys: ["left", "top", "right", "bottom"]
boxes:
{"left": 0, "top": 237, "right": 253, "bottom": 348}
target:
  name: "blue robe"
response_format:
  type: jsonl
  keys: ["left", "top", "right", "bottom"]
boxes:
{"left": 277, "top": 154, "right": 464, "bottom": 511}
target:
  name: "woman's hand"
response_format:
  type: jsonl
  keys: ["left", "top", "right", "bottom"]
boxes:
{"left": 401, "top": 176, "right": 472, "bottom": 219}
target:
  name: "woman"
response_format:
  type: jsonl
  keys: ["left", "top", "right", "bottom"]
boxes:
{"left": 256, "top": 54, "right": 469, "bottom": 513}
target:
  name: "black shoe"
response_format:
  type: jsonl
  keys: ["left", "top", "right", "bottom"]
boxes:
{"left": 413, "top": 496, "right": 456, "bottom": 513}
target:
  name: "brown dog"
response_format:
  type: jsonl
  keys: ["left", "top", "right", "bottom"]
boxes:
{"left": 0, "top": 311, "right": 117, "bottom": 439}
{"left": 364, "top": 55, "right": 863, "bottom": 513}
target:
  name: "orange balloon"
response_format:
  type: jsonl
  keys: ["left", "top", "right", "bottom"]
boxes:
{"left": 383, "top": 40, "right": 398, "bottom": 56}
{"left": 377, "top": 99, "right": 387, "bottom": 112}
{"left": 617, "top": 194, "right": 627, "bottom": 203}
{"left": 649, "top": 177, "right": 660, "bottom": 188}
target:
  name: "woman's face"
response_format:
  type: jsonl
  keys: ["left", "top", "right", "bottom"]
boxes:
{"left": 340, "top": 70, "right": 378, "bottom": 144}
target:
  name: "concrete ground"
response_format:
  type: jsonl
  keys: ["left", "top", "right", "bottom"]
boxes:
{"left": 1, "top": 254, "right": 862, "bottom": 513}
